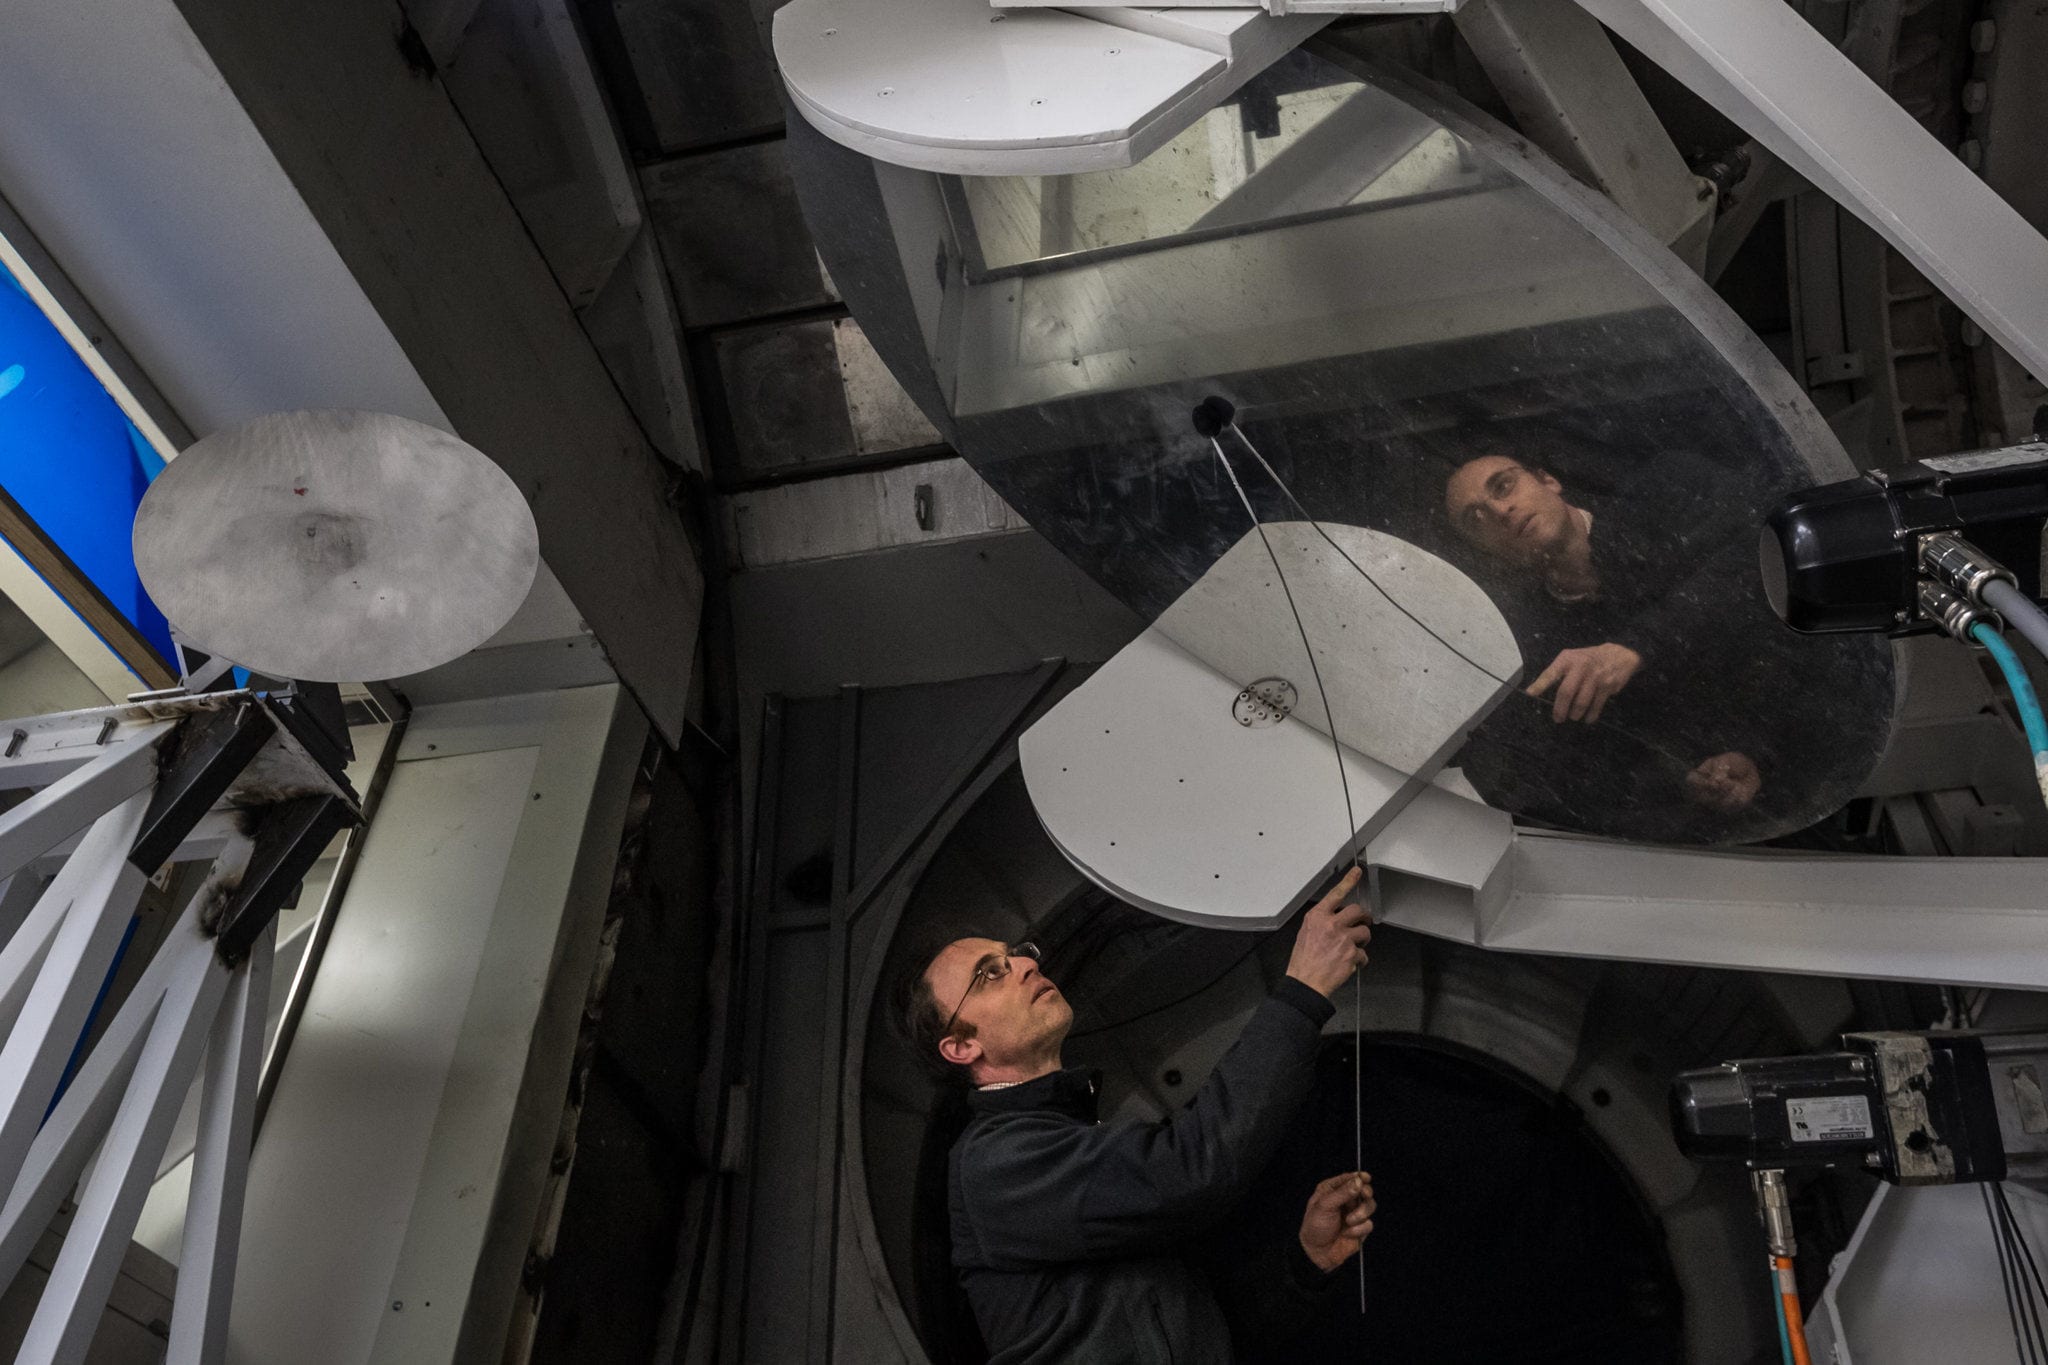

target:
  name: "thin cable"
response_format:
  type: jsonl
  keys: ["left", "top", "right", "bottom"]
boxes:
{"left": 1208, "top": 435, "right": 1366, "bottom": 1313}
{"left": 1221, "top": 422, "right": 1514, "bottom": 686}
{"left": 1987, "top": 1185, "right": 2031, "bottom": 1365}
{"left": 1208, "top": 438, "right": 1361, "bottom": 866}
{"left": 2007, "top": 1203, "right": 2039, "bottom": 1358}
{"left": 1350, "top": 964, "right": 1362, "bottom": 1314}
{"left": 1218, "top": 421, "right": 1713, "bottom": 780}
{"left": 1999, "top": 1183, "right": 2048, "bottom": 1324}
{"left": 1996, "top": 1184, "right": 2048, "bottom": 1363}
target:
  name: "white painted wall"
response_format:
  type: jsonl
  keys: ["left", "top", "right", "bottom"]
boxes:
{"left": 218, "top": 686, "right": 642, "bottom": 1365}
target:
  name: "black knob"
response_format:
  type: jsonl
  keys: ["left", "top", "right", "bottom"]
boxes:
{"left": 1191, "top": 396, "right": 1236, "bottom": 437}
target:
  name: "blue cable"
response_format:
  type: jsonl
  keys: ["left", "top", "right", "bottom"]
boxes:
{"left": 1970, "top": 621, "right": 2048, "bottom": 761}
{"left": 1770, "top": 1259, "right": 1794, "bottom": 1365}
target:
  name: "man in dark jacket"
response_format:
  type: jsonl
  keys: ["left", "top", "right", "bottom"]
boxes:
{"left": 1440, "top": 449, "right": 1883, "bottom": 841}
{"left": 900, "top": 867, "right": 1377, "bottom": 1363}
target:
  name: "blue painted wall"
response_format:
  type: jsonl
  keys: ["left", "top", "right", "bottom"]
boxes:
{"left": 0, "top": 266, "right": 172, "bottom": 669}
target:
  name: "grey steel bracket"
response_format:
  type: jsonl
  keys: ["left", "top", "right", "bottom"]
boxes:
{"left": 210, "top": 795, "right": 356, "bottom": 968}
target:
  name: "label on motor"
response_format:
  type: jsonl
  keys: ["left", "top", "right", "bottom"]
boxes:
{"left": 1786, "top": 1094, "right": 1875, "bottom": 1143}
{"left": 1921, "top": 442, "right": 2048, "bottom": 475}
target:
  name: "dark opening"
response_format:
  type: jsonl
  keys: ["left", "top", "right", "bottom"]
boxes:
{"left": 1232, "top": 1035, "right": 1682, "bottom": 1364}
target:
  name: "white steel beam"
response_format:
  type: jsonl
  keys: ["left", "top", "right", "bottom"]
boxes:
{"left": 32, "top": 806, "right": 244, "bottom": 873}
{"left": 1577, "top": 0, "right": 2048, "bottom": 387}
{"left": 0, "top": 862, "right": 84, "bottom": 1043}
{"left": 0, "top": 728, "right": 166, "bottom": 885}
{"left": 169, "top": 919, "right": 272, "bottom": 1365}
{"left": 1367, "top": 810, "right": 2048, "bottom": 991}
{"left": 17, "top": 912, "right": 231, "bottom": 1365}
{"left": 0, "top": 791, "right": 151, "bottom": 1190}
{"left": 1455, "top": 0, "right": 1713, "bottom": 267}
{"left": 0, "top": 839, "right": 251, "bottom": 1293}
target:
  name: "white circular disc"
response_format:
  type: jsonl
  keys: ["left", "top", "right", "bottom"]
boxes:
{"left": 133, "top": 410, "right": 541, "bottom": 682}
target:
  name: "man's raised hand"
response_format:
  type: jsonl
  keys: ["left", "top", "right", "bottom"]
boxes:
{"left": 1299, "top": 1171, "right": 1376, "bottom": 1273}
{"left": 1285, "top": 866, "right": 1370, "bottom": 999}
{"left": 1525, "top": 642, "right": 1641, "bottom": 724}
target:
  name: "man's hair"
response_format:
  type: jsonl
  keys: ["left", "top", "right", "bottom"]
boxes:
{"left": 892, "top": 939, "right": 978, "bottom": 1089}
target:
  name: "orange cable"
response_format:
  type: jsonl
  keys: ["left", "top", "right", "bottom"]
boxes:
{"left": 1775, "top": 1254, "right": 1814, "bottom": 1365}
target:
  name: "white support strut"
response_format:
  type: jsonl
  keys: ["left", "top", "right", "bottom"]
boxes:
{"left": 0, "top": 691, "right": 356, "bottom": 1362}
{"left": 0, "top": 838, "right": 256, "bottom": 1297}
{"left": 0, "top": 728, "right": 168, "bottom": 887}
{"left": 19, "top": 909, "right": 234, "bottom": 1365}
{"left": 169, "top": 917, "right": 273, "bottom": 1365}
{"left": 775, "top": 0, "right": 2048, "bottom": 380}
{"left": 0, "top": 792, "right": 153, "bottom": 1198}
{"left": 1575, "top": 0, "right": 2048, "bottom": 387}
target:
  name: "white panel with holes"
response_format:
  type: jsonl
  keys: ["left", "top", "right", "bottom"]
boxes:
{"left": 1022, "top": 627, "right": 1416, "bottom": 929}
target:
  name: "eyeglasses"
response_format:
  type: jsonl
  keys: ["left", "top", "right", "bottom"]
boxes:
{"left": 942, "top": 942, "right": 1041, "bottom": 1036}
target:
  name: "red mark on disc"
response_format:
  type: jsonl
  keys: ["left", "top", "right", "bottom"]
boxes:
{"left": 293, "top": 487, "right": 307, "bottom": 496}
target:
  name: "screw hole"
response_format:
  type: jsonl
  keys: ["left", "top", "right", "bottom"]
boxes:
{"left": 1590, "top": 1087, "right": 1612, "bottom": 1108}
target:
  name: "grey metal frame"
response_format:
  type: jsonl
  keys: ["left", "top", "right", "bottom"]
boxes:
{"left": 0, "top": 690, "right": 360, "bottom": 1365}
{"left": 717, "top": 662, "right": 1067, "bottom": 1362}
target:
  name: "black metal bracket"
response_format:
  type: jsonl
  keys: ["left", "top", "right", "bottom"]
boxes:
{"left": 128, "top": 703, "right": 275, "bottom": 876}
{"left": 267, "top": 682, "right": 355, "bottom": 773}
{"left": 212, "top": 794, "right": 358, "bottom": 967}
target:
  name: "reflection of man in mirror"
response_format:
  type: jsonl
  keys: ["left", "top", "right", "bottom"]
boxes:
{"left": 1443, "top": 452, "right": 1763, "bottom": 816}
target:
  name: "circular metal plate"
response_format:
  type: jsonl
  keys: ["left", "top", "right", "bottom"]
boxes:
{"left": 784, "top": 46, "right": 1898, "bottom": 845}
{"left": 133, "top": 410, "right": 540, "bottom": 682}
{"left": 1233, "top": 676, "right": 1298, "bottom": 728}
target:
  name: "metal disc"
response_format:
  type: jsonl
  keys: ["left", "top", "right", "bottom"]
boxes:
{"left": 784, "top": 45, "right": 1899, "bottom": 846}
{"left": 132, "top": 410, "right": 540, "bottom": 682}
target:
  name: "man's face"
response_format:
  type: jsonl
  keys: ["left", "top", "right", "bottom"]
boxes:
{"left": 1445, "top": 455, "right": 1576, "bottom": 567}
{"left": 927, "top": 937, "right": 1072, "bottom": 1075}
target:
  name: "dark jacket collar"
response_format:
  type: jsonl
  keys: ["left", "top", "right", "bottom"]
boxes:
{"left": 965, "top": 1066, "right": 1101, "bottom": 1121}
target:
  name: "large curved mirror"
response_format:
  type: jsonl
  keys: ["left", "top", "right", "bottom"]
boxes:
{"left": 787, "top": 45, "right": 1896, "bottom": 844}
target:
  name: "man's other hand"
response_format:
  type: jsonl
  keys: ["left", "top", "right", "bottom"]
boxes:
{"left": 1526, "top": 642, "right": 1642, "bottom": 724}
{"left": 1299, "top": 1171, "right": 1375, "bottom": 1272}
{"left": 1686, "top": 750, "right": 1762, "bottom": 812}
{"left": 1285, "top": 867, "right": 1369, "bottom": 999}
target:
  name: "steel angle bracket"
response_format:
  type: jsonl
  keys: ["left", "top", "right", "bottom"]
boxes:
{"left": 209, "top": 794, "right": 355, "bottom": 966}
{"left": 128, "top": 702, "right": 276, "bottom": 875}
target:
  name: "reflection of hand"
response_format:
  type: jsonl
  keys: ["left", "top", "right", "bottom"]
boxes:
{"left": 1526, "top": 643, "right": 1642, "bottom": 723}
{"left": 1686, "top": 751, "right": 1762, "bottom": 812}
{"left": 1299, "top": 1172, "right": 1376, "bottom": 1272}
